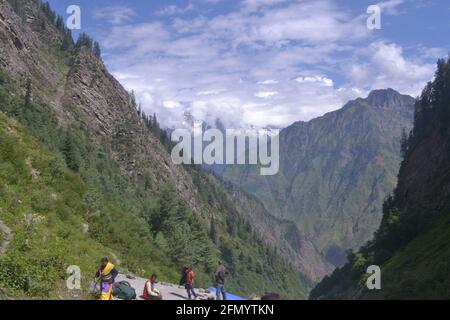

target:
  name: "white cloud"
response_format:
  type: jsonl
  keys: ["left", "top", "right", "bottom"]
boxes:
{"left": 156, "top": 4, "right": 195, "bottom": 16}
{"left": 163, "top": 100, "right": 182, "bottom": 109}
{"left": 345, "top": 42, "right": 435, "bottom": 96}
{"left": 257, "top": 80, "right": 279, "bottom": 85}
{"left": 197, "top": 90, "right": 225, "bottom": 96}
{"left": 97, "top": 0, "right": 439, "bottom": 129}
{"left": 92, "top": 5, "right": 136, "bottom": 25}
{"left": 295, "top": 76, "right": 334, "bottom": 87}
{"left": 377, "top": 0, "right": 405, "bottom": 15}
{"left": 254, "top": 91, "right": 279, "bottom": 99}
{"left": 241, "top": 0, "right": 292, "bottom": 12}
{"left": 201, "top": 0, "right": 369, "bottom": 46}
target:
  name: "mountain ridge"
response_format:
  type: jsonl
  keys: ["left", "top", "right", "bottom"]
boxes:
{"left": 222, "top": 87, "right": 415, "bottom": 277}
{"left": 310, "top": 57, "right": 450, "bottom": 299}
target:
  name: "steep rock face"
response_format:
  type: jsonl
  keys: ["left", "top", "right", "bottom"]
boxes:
{"left": 64, "top": 48, "right": 199, "bottom": 208}
{"left": 0, "top": 1, "right": 64, "bottom": 102}
{"left": 223, "top": 90, "right": 415, "bottom": 272}
{"left": 0, "top": 0, "right": 198, "bottom": 210}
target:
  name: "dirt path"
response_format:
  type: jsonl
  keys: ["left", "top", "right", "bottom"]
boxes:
{"left": 0, "top": 219, "right": 12, "bottom": 255}
{"left": 115, "top": 274, "right": 214, "bottom": 300}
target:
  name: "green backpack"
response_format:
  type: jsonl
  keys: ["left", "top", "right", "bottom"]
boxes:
{"left": 113, "top": 281, "right": 137, "bottom": 300}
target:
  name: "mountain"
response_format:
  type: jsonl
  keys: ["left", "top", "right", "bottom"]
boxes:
{"left": 310, "top": 57, "right": 450, "bottom": 299}
{"left": 200, "top": 173, "right": 332, "bottom": 285}
{"left": 222, "top": 88, "right": 415, "bottom": 274}
{"left": 0, "top": 0, "right": 307, "bottom": 299}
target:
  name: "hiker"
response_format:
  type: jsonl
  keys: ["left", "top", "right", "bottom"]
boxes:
{"left": 214, "top": 261, "right": 227, "bottom": 300}
{"left": 143, "top": 273, "right": 163, "bottom": 300}
{"left": 185, "top": 266, "right": 198, "bottom": 300}
{"left": 94, "top": 257, "right": 118, "bottom": 300}
{"left": 179, "top": 265, "right": 188, "bottom": 286}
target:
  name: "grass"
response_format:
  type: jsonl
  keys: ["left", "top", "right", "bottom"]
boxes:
{"left": 363, "top": 213, "right": 450, "bottom": 299}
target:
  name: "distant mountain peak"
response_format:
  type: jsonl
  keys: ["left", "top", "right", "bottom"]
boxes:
{"left": 365, "top": 88, "right": 415, "bottom": 109}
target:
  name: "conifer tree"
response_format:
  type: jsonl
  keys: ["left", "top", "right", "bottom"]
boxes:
{"left": 151, "top": 113, "right": 161, "bottom": 138}
{"left": 55, "top": 15, "right": 65, "bottom": 32}
{"left": 61, "top": 29, "right": 74, "bottom": 51}
{"left": 400, "top": 128, "right": 408, "bottom": 158}
{"left": 93, "top": 41, "right": 101, "bottom": 58}
{"left": 24, "top": 78, "right": 32, "bottom": 108}
{"left": 75, "top": 33, "right": 93, "bottom": 50}
{"left": 210, "top": 217, "right": 219, "bottom": 245}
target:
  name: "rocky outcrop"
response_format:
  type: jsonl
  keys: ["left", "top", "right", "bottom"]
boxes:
{"left": 0, "top": 1, "right": 64, "bottom": 103}
{"left": 0, "top": 0, "right": 199, "bottom": 211}
{"left": 0, "top": 219, "right": 12, "bottom": 256}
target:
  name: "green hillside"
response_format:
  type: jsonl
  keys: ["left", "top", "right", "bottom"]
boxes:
{"left": 223, "top": 89, "right": 414, "bottom": 273}
{"left": 310, "top": 57, "right": 450, "bottom": 300}
{"left": 0, "top": 0, "right": 307, "bottom": 299}
{"left": 0, "top": 59, "right": 306, "bottom": 300}
{"left": 0, "top": 67, "right": 202, "bottom": 298}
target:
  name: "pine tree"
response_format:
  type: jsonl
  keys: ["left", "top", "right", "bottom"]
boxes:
{"left": 24, "top": 78, "right": 32, "bottom": 108}
{"left": 40, "top": 2, "right": 56, "bottom": 24}
{"left": 93, "top": 41, "right": 101, "bottom": 58}
{"left": 210, "top": 217, "right": 219, "bottom": 245}
{"left": 55, "top": 15, "right": 65, "bottom": 32}
{"left": 147, "top": 116, "right": 152, "bottom": 129}
{"left": 61, "top": 29, "right": 74, "bottom": 51}
{"left": 75, "top": 33, "right": 93, "bottom": 50}
{"left": 151, "top": 113, "right": 160, "bottom": 137}
{"left": 400, "top": 128, "right": 408, "bottom": 158}
{"left": 62, "top": 132, "right": 81, "bottom": 172}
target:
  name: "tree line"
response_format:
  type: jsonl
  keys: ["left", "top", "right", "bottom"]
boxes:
{"left": 7, "top": 0, "right": 101, "bottom": 58}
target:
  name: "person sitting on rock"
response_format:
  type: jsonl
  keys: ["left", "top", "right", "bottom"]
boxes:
{"left": 143, "top": 273, "right": 163, "bottom": 300}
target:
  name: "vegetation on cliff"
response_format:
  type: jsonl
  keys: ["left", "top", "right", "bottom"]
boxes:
{"left": 310, "top": 57, "right": 450, "bottom": 300}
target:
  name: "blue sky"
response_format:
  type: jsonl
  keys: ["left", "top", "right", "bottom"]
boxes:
{"left": 47, "top": 0, "right": 450, "bottom": 129}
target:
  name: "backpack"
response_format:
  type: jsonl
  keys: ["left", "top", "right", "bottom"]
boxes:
{"left": 113, "top": 281, "right": 136, "bottom": 300}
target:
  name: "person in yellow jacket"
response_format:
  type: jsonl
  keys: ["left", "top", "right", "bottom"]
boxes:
{"left": 94, "top": 257, "right": 119, "bottom": 300}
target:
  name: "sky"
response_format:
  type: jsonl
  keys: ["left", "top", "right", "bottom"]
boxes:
{"left": 46, "top": 0, "right": 450, "bottom": 129}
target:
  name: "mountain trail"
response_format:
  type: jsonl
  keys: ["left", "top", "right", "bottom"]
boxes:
{"left": 114, "top": 274, "right": 215, "bottom": 300}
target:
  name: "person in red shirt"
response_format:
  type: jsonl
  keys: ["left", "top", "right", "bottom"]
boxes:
{"left": 142, "top": 273, "right": 162, "bottom": 300}
{"left": 185, "top": 266, "right": 198, "bottom": 300}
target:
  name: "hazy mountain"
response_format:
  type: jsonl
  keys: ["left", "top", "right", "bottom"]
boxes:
{"left": 222, "top": 88, "right": 415, "bottom": 271}
{"left": 311, "top": 57, "right": 450, "bottom": 299}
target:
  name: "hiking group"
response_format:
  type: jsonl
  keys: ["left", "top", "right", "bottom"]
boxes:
{"left": 93, "top": 257, "right": 228, "bottom": 300}
{"left": 179, "top": 261, "right": 228, "bottom": 300}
